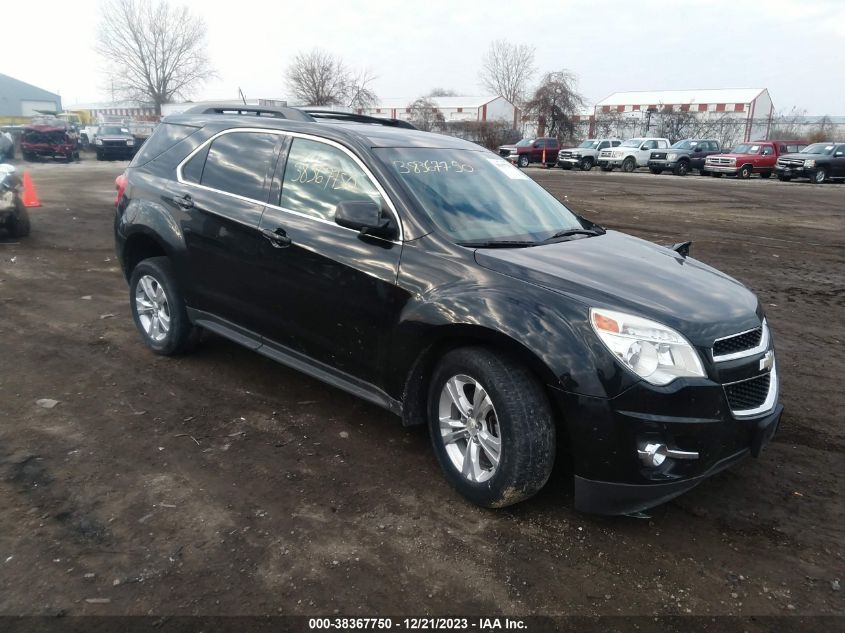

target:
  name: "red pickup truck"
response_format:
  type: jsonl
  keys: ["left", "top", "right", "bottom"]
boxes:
{"left": 704, "top": 139, "right": 807, "bottom": 179}
{"left": 498, "top": 137, "right": 560, "bottom": 168}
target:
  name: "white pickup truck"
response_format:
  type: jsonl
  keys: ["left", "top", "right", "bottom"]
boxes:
{"left": 597, "top": 137, "right": 671, "bottom": 172}
{"left": 557, "top": 139, "right": 622, "bottom": 171}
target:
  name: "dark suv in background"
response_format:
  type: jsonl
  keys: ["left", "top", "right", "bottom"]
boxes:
{"left": 114, "top": 104, "right": 782, "bottom": 515}
{"left": 648, "top": 139, "right": 721, "bottom": 176}
{"left": 94, "top": 125, "right": 136, "bottom": 161}
{"left": 774, "top": 142, "right": 845, "bottom": 183}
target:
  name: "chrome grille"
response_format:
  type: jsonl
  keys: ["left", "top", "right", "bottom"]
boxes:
{"left": 714, "top": 327, "right": 762, "bottom": 357}
{"left": 724, "top": 373, "right": 771, "bottom": 411}
{"left": 651, "top": 152, "right": 667, "bottom": 160}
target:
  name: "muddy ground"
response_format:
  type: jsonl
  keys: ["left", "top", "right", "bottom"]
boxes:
{"left": 0, "top": 157, "right": 842, "bottom": 620}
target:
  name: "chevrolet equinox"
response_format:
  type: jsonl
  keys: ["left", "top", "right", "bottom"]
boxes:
{"left": 114, "top": 105, "right": 783, "bottom": 515}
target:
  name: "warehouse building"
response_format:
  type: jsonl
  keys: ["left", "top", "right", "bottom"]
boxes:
{"left": 0, "top": 73, "right": 62, "bottom": 122}
{"left": 583, "top": 88, "right": 774, "bottom": 147}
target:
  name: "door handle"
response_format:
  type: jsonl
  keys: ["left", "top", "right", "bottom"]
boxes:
{"left": 261, "top": 227, "right": 292, "bottom": 248}
{"left": 171, "top": 194, "right": 194, "bottom": 209}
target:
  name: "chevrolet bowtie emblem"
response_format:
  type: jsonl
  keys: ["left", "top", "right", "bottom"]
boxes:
{"left": 759, "top": 350, "right": 775, "bottom": 372}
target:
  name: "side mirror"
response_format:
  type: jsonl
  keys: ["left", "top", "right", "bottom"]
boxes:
{"left": 335, "top": 200, "right": 395, "bottom": 239}
{"left": 836, "top": 151, "right": 844, "bottom": 157}
{"left": 533, "top": 143, "right": 540, "bottom": 148}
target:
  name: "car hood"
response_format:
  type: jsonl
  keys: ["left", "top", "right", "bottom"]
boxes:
{"left": 779, "top": 152, "right": 817, "bottom": 160}
{"left": 474, "top": 230, "right": 761, "bottom": 345}
{"left": 708, "top": 152, "right": 754, "bottom": 160}
{"left": 498, "top": 145, "right": 517, "bottom": 152}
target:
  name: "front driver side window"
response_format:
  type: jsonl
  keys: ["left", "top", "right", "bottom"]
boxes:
{"left": 280, "top": 138, "right": 384, "bottom": 222}
{"left": 762, "top": 146, "right": 774, "bottom": 156}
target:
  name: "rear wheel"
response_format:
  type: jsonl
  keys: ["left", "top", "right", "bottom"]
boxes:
{"left": 811, "top": 168, "right": 827, "bottom": 184}
{"left": 428, "top": 347, "right": 555, "bottom": 508}
{"left": 8, "top": 203, "right": 30, "bottom": 238}
{"left": 738, "top": 165, "right": 752, "bottom": 179}
{"left": 579, "top": 157, "right": 593, "bottom": 171}
{"left": 621, "top": 157, "right": 636, "bottom": 173}
{"left": 129, "top": 257, "right": 198, "bottom": 355}
{"left": 674, "top": 161, "right": 690, "bottom": 176}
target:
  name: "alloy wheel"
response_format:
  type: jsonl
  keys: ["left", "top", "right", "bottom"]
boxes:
{"left": 134, "top": 274, "right": 171, "bottom": 342}
{"left": 438, "top": 374, "right": 502, "bottom": 483}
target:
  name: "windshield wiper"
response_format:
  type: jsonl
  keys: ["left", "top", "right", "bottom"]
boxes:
{"left": 541, "top": 227, "right": 605, "bottom": 243}
{"left": 456, "top": 240, "right": 537, "bottom": 249}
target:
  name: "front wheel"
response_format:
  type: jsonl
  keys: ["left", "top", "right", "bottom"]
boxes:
{"left": 621, "top": 157, "right": 636, "bottom": 173}
{"left": 738, "top": 165, "right": 752, "bottom": 179}
{"left": 428, "top": 347, "right": 555, "bottom": 508}
{"left": 518, "top": 155, "right": 529, "bottom": 168}
{"left": 811, "top": 168, "right": 827, "bottom": 184}
{"left": 579, "top": 157, "right": 593, "bottom": 171}
{"left": 674, "top": 161, "right": 690, "bottom": 176}
{"left": 129, "top": 257, "right": 198, "bottom": 355}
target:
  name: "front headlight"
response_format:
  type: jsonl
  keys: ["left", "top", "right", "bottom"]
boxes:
{"left": 612, "top": 151, "right": 622, "bottom": 158}
{"left": 804, "top": 159, "right": 815, "bottom": 168}
{"left": 94, "top": 138, "right": 103, "bottom": 145}
{"left": 590, "top": 308, "right": 705, "bottom": 386}
{"left": 667, "top": 153, "right": 678, "bottom": 160}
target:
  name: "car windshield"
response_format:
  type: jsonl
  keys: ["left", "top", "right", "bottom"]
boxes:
{"left": 100, "top": 126, "right": 129, "bottom": 135}
{"left": 516, "top": 139, "right": 534, "bottom": 147}
{"left": 671, "top": 140, "right": 696, "bottom": 149}
{"left": 731, "top": 144, "right": 760, "bottom": 154}
{"left": 800, "top": 143, "right": 835, "bottom": 155}
{"left": 579, "top": 140, "right": 599, "bottom": 149}
{"left": 376, "top": 148, "right": 583, "bottom": 244}
{"left": 620, "top": 139, "right": 642, "bottom": 147}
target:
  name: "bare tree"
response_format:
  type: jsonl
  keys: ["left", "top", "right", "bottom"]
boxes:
{"left": 285, "top": 48, "right": 378, "bottom": 108}
{"left": 96, "top": 0, "right": 214, "bottom": 115}
{"left": 407, "top": 97, "right": 445, "bottom": 132}
{"left": 523, "top": 71, "right": 585, "bottom": 141}
{"left": 428, "top": 88, "right": 459, "bottom": 97}
{"left": 479, "top": 40, "right": 536, "bottom": 106}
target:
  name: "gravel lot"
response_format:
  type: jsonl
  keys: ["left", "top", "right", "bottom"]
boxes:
{"left": 0, "top": 157, "right": 843, "bottom": 620}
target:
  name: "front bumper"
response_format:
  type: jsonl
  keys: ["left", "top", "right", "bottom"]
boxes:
{"left": 647, "top": 159, "right": 676, "bottom": 170}
{"left": 96, "top": 144, "right": 135, "bottom": 157}
{"left": 557, "top": 157, "right": 581, "bottom": 167}
{"left": 705, "top": 164, "right": 738, "bottom": 175}
{"left": 552, "top": 357, "right": 782, "bottom": 515}
{"left": 775, "top": 165, "right": 810, "bottom": 177}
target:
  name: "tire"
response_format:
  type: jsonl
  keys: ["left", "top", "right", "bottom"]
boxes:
{"left": 777, "top": 174, "right": 791, "bottom": 182}
{"left": 699, "top": 169, "right": 708, "bottom": 177}
{"left": 427, "top": 347, "right": 555, "bottom": 508}
{"left": 673, "top": 161, "right": 690, "bottom": 176}
{"left": 129, "top": 257, "right": 198, "bottom": 356}
{"left": 8, "top": 203, "right": 30, "bottom": 238}
{"left": 811, "top": 168, "right": 827, "bottom": 184}
{"left": 96, "top": 151, "right": 104, "bottom": 161}
{"left": 518, "top": 155, "right": 529, "bottom": 168}
{"left": 738, "top": 165, "right": 752, "bottom": 179}
{"left": 760, "top": 171, "right": 771, "bottom": 179}
{"left": 579, "top": 157, "right": 593, "bottom": 171}
{"left": 649, "top": 167, "right": 663, "bottom": 175}
{"left": 621, "top": 157, "right": 636, "bottom": 173}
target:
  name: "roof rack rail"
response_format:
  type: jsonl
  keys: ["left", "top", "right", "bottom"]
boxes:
{"left": 182, "top": 103, "right": 315, "bottom": 122}
{"left": 303, "top": 109, "right": 417, "bottom": 130}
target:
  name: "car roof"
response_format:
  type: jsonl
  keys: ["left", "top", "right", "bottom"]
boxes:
{"left": 163, "top": 113, "right": 484, "bottom": 151}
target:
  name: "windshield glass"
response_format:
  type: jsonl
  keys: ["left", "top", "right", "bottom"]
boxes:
{"left": 620, "top": 139, "right": 642, "bottom": 147}
{"left": 671, "top": 140, "right": 696, "bottom": 149}
{"left": 516, "top": 139, "right": 534, "bottom": 147}
{"left": 730, "top": 144, "right": 760, "bottom": 154}
{"left": 376, "top": 148, "right": 582, "bottom": 243}
{"left": 100, "top": 126, "right": 129, "bottom": 135}
{"left": 578, "top": 140, "right": 599, "bottom": 149}
{"left": 800, "top": 143, "right": 835, "bottom": 155}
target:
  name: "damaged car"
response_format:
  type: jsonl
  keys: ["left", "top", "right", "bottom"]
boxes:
{"left": 20, "top": 125, "right": 79, "bottom": 162}
{"left": 0, "top": 164, "right": 30, "bottom": 238}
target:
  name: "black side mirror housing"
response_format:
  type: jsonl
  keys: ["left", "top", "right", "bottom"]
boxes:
{"left": 335, "top": 200, "right": 395, "bottom": 239}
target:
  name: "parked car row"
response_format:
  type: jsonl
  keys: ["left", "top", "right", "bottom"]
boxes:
{"left": 500, "top": 136, "right": 845, "bottom": 184}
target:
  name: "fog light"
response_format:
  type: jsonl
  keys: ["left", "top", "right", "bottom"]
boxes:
{"left": 638, "top": 442, "right": 667, "bottom": 467}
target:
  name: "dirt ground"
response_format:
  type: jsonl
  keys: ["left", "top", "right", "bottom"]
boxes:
{"left": 0, "top": 156, "right": 843, "bottom": 620}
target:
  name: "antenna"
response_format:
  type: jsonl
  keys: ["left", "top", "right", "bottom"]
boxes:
{"left": 238, "top": 88, "right": 247, "bottom": 105}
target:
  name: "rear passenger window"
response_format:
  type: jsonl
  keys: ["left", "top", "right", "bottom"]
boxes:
{"left": 200, "top": 132, "right": 278, "bottom": 201}
{"left": 612, "top": 141, "right": 621, "bottom": 147}
{"left": 131, "top": 122, "right": 199, "bottom": 167}
{"left": 182, "top": 144, "right": 209, "bottom": 184}
{"left": 280, "top": 138, "right": 384, "bottom": 222}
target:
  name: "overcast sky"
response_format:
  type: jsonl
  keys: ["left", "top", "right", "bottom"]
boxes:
{"left": 3, "top": 0, "right": 844, "bottom": 113}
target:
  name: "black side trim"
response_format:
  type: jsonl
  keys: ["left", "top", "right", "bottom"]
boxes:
{"left": 187, "top": 308, "right": 403, "bottom": 416}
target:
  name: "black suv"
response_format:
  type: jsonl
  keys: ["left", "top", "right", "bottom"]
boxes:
{"left": 114, "top": 105, "right": 782, "bottom": 515}
{"left": 648, "top": 139, "right": 721, "bottom": 176}
{"left": 774, "top": 141, "right": 845, "bottom": 183}
{"left": 94, "top": 125, "right": 136, "bottom": 161}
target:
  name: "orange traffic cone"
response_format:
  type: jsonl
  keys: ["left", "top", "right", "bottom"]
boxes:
{"left": 21, "top": 171, "right": 41, "bottom": 208}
